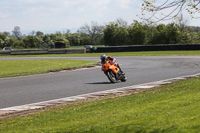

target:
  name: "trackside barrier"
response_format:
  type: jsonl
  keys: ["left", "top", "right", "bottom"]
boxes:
{"left": 48, "top": 48, "right": 86, "bottom": 54}
{"left": 11, "top": 49, "right": 49, "bottom": 55}
{"left": 89, "top": 44, "right": 200, "bottom": 53}
{"left": 2, "top": 44, "right": 200, "bottom": 55}
{"left": 0, "top": 48, "right": 86, "bottom": 55}
{"left": 0, "top": 50, "right": 11, "bottom": 55}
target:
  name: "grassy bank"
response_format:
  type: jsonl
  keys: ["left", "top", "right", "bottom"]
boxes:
{"left": 1, "top": 77, "right": 200, "bottom": 132}
{"left": 0, "top": 59, "right": 98, "bottom": 78}
{"left": 1, "top": 50, "right": 200, "bottom": 57}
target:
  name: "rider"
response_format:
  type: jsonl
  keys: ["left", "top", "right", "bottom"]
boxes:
{"left": 100, "top": 54, "right": 124, "bottom": 75}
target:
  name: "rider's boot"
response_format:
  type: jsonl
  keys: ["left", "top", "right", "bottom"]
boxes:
{"left": 117, "top": 64, "right": 125, "bottom": 75}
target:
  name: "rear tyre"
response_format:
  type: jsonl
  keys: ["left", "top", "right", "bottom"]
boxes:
{"left": 121, "top": 76, "right": 127, "bottom": 82}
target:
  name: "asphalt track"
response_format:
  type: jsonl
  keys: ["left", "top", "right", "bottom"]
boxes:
{"left": 1, "top": 56, "right": 200, "bottom": 109}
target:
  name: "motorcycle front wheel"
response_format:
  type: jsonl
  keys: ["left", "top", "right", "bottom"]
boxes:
{"left": 106, "top": 70, "right": 117, "bottom": 83}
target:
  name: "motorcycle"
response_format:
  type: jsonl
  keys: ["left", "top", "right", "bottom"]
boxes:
{"left": 101, "top": 61, "right": 127, "bottom": 83}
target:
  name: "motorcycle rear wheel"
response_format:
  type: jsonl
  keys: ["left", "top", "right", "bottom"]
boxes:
{"left": 121, "top": 76, "right": 127, "bottom": 82}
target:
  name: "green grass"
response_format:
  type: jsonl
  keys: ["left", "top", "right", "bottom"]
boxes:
{"left": 0, "top": 59, "right": 98, "bottom": 78}
{"left": 1, "top": 77, "right": 200, "bottom": 132}
{"left": 1, "top": 51, "right": 200, "bottom": 132}
{"left": 2, "top": 50, "right": 200, "bottom": 57}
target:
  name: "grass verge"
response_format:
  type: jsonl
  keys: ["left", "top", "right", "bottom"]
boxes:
{"left": 1, "top": 77, "right": 200, "bottom": 132}
{"left": 0, "top": 59, "right": 98, "bottom": 78}
{"left": 1, "top": 50, "right": 200, "bottom": 57}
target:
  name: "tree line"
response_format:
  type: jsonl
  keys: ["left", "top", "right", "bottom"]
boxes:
{"left": 1, "top": 20, "right": 200, "bottom": 49}
{"left": 104, "top": 20, "right": 200, "bottom": 46}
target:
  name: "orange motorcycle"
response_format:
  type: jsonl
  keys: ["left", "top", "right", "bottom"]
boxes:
{"left": 101, "top": 61, "right": 127, "bottom": 83}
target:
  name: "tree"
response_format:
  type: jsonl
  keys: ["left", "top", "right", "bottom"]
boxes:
{"left": 149, "top": 23, "right": 181, "bottom": 44}
{"left": 150, "top": 24, "right": 168, "bottom": 44}
{"left": 7, "top": 36, "right": 23, "bottom": 49}
{"left": 42, "top": 35, "right": 52, "bottom": 48}
{"left": 104, "top": 22, "right": 128, "bottom": 46}
{"left": 22, "top": 36, "right": 39, "bottom": 48}
{"left": 29, "top": 31, "right": 36, "bottom": 36}
{"left": 128, "top": 21, "right": 148, "bottom": 45}
{"left": 79, "top": 21, "right": 104, "bottom": 45}
{"left": 0, "top": 33, "right": 10, "bottom": 48}
{"left": 65, "top": 33, "right": 81, "bottom": 46}
{"left": 115, "top": 18, "right": 128, "bottom": 27}
{"left": 36, "top": 31, "right": 44, "bottom": 36}
{"left": 47, "top": 33, "right": 70, "bottom": 48}
{"left": 141, "top": 0, "right": 200, "bottom": 23}
{"left": 0, "top": 33, "right": 7, "bottom": 48}
{"left": 3, "top": 31, "right": 10, "bottom": 36}
{"left": 12, "top": 26, "right": 22, "bottom": 38}
{"left": 166, "top": 23, "right": 180, "bottom": 44}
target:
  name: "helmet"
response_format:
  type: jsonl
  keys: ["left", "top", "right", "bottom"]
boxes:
{"left": 100, "top": 54, "right": 107, "bottom": 60}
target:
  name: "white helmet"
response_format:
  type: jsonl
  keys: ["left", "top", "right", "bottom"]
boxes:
{"left": 100, "top": 54, "right": 107, "bottom": 60}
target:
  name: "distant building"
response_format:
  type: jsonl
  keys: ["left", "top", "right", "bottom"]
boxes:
{"left": 51, "top": 42, "right": 65, "bottom": 49}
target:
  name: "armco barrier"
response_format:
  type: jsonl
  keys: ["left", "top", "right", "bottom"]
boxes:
{"left": 0, "top": 50, "right": 11, "bottom": 55}
{"left": 48, "top": 48, "right": 86, "bottom": 54}
{"left": 1, "top": 45, "right": 200, "bottom": 55}
{"left": 0, "top": 48, "right": 86, "bottom": 55}
{"left": 90, "top": 44, "right": 200, "bottom": 53}
{"left": 48, "top": 49, "right": 67, "bottom": 54}
{"left": 11, "top": 49, "right": 48, "bottom": 55}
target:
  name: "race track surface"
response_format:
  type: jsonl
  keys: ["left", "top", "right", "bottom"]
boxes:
{"left": 1, "top": 56, "right": 200, "bottom": 108}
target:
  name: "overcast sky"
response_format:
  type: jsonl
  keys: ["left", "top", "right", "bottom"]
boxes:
{"left": 0, "top": 0, "right": 199, "bottom": 34}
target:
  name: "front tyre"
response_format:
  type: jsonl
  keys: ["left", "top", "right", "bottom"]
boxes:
{"left": 106, "top": 70, "right": 117, "bottom": 83}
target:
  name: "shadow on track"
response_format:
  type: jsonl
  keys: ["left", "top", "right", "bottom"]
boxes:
{"left": 86, "top": 82, "right": 114, "bottom": 85}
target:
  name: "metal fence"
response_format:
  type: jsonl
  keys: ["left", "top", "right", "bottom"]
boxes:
{"left": 0, "top": 48, "right": 86, "bottom": 55}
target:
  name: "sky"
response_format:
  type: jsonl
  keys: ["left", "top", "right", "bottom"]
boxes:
{"left": 0, "top": 0, "right": 199, "bottom": 34}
